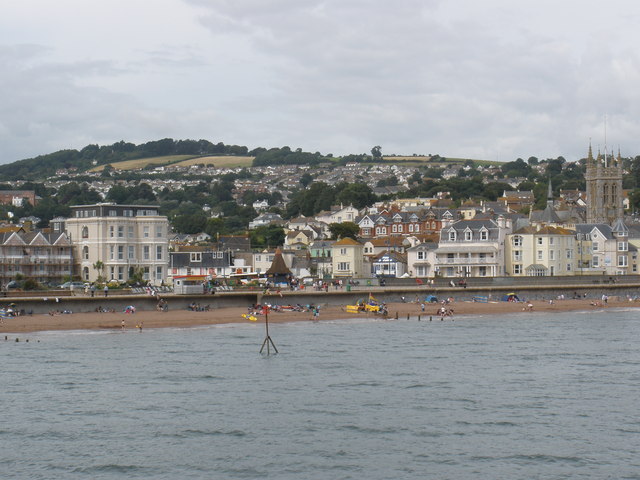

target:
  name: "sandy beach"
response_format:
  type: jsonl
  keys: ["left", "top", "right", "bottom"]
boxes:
{"left": 1, "top": 296, "right": 636, "bottom": 334}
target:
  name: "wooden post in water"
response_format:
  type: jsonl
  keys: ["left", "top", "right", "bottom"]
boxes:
{"left": 260, "top": 308, "right": 278, "bottom": 355}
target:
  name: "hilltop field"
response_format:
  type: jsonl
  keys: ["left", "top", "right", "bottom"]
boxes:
{"left": 87, "top": 154, "right": 493, "bottom": 172}
{"left": 88, "top": 155, "right": 256, "bottom": 172}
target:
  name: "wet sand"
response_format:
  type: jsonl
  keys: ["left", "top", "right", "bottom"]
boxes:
{"left": 0, "top": 297, "right": 635, "bottom": 334}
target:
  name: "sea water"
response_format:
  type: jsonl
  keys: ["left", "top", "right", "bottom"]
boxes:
{"left": 2, "top": 309, "right": 640, "bottom": 479}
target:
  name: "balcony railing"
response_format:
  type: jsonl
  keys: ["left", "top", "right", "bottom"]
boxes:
{"left": 438, "top": 257, "right": 496, "bottom": 265}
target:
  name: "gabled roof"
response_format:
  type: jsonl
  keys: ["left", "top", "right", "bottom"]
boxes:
{"left": 25, "top": 231, "right": 52, "bottom": 246}
{"left": 371, "top": 250, "right": 407, "bottom": 263}
{"left": 575, "top": 224, "right": 614, "bottom": 239}
{"left": 440, "top": 219, "right": 501, "bottom": 241}
{"left": 2, "top": 231, "right": 27, "bottom": 245}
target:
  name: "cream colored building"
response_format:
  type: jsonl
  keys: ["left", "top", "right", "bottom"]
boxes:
{"left": 331, "top": 237, "right": 365, "bottom": 278}
{"left": 506, "top": 226, "right": 577, "bottom": 276}
{"left": 64, "top": 204, "right": 169, "bottom": 285}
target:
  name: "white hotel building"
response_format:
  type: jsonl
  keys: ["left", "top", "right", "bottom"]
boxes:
{"left": 63, "top": 203, "right": 170, "bottom": 285}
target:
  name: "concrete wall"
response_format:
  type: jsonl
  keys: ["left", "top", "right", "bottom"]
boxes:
{"left": 3, "top": 281, "right": 640, "bottom": 315}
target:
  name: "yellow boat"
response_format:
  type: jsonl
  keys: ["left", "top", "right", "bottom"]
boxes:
{"left": 345, "top": 298, "right": 381, "bottom": 314}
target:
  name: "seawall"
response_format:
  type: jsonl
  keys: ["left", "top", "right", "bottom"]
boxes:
{"left": 2, "top": 281, "right": 640, "bottom": 315}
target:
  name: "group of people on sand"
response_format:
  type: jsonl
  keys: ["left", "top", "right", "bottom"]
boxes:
{"left": 437, "top": 305, "right": 454, "bottom": 318}
{"left": 95, "top": 306, "right": 115, "bottom": 313}
{"left": 187, "top": 302, "right": 209, "bottom": 312}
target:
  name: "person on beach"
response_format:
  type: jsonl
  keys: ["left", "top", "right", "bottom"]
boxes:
{"left": 121, "top": 319, "right": 125, "bottom": 331}
{"left": 104, "top": 285, "right": 109, "bottom": 297}
{"left": 90, "top": 284, "right": 95, "bottom": 297}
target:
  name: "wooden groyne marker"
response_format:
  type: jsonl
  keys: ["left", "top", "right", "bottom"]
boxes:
{"left": 259, "top": 308, "right": 278, "bottom": 356}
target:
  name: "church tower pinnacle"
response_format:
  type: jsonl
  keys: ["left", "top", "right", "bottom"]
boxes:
{"left": 585, "top": 141, "right": 623, "bottom": 224}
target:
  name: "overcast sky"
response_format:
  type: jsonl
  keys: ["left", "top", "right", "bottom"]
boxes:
{"left": 2, "top": 0, "right": 640, "bottom": 165}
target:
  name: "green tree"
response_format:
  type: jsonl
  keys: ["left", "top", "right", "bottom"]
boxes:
{"left": 250, "top": 225, "right": 286, "bottom": 248}
{"left": 629, "top": 189, "right": 640, "bottom": 213}
{"left": 300, "top": 172, "right": 313, "bottom": 188}
{"left": 329, "top": 222, "right": 360, "bottom": 240}
{"left": 336, "top": 183, "right": 376, "bottom": 209}
{"left": 500, "top": 158, "right": 530, "bottom": 178}
{"left": 93, "top": 261, "right": 105, "bottom": 284}
{"left": 172, "top": 213, "right": 207, "bottom": 234}
{"left": 204, "top": 218, "right": 225, "bottom": 238}
{"left": 631, "top": 156, "right": 640, "bottom": 188}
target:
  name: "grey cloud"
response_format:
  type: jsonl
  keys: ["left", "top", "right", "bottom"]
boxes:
{"left": 184, "top": 0, "right": 640, "bottom": 160}
{"left": 2, "top": 1, "right": 640, "bottom": 164}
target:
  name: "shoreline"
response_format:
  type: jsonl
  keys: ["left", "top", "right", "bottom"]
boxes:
{"left": 1, "top": 297, "right": 636, "bottom": 334}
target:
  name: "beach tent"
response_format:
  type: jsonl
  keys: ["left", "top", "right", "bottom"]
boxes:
{"left": 424, "top": 295, "right": 438, "bottom": 303}
{"left": 501, "top": 293, "right": 520, "bottom": 302}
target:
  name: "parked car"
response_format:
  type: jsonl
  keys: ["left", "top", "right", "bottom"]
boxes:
{"left": 58, "top": 281, "right": 87, "bottom": 290}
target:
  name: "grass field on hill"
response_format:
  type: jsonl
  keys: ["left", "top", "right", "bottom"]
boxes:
{"left": 174, "top": 156, "right": 255, "bottom": 168}
{"left": 88, "top": 155, "right": 196, "bottom": 172}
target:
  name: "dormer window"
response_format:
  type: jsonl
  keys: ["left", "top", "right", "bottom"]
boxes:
{"left": 480, "top": 228, "right": 488, "bottom": 241}
{"left": 464, "top": 229, "right": 472, "bottom": 241}
{"left": 448, "top": 229, "right": 457, "bottom": 241}
{"left": 190, "top": 252, "right": 202, "bottom": 262}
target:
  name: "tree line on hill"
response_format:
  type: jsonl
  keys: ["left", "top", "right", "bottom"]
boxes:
{"left": 0, "top": 138, "right": 251, "bottom": 181}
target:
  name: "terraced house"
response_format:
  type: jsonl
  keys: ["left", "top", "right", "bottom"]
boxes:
{"left": 357, "top": 208, "right": 454, "bottom": 238}
{"left": 506, "top": 226, "right": 577, "bottom": 277}
{"left": 0, "top": 230, "right": 73, "bottom": 287}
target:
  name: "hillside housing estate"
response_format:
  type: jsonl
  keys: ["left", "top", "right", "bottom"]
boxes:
{"left": 0, "top": 145, "right": 637, "bottom": 287}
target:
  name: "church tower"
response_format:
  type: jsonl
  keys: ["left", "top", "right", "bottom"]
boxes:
{"left": 585, "top": 143, "right": 623, "bottom": 224}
